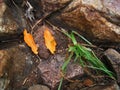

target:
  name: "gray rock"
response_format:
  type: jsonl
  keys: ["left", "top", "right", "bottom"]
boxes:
{"left": 0, "top": 78, "right": 9, "bottom": 90}
{"left": 37, "top": 53, "right": 84, "bottom": 89}
{"left": 104, "top": 49, "right": 120, "bottom": 85}
{"left": 28, "top": 84, "right": 50, "bottom": 90}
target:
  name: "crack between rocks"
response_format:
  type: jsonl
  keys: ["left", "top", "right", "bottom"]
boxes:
{"left": 45, "top": 0, "right": 74, "bottom": 19}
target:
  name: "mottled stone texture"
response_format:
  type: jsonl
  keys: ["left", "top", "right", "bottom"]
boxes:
{"left": 104, "top": 49, "right": 120, "bottom": 85}
{"left": 59, "top": 0, "right": 120, "bottom": 42}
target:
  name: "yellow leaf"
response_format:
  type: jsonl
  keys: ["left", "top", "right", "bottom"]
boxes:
{"left": 23, "top": 29, "right": 38, "bottom": 54}
{"left": 44, "top": 27, "right": 57, "bottom": 54}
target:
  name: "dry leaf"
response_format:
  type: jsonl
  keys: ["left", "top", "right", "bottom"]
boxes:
{"left": 44, "top": 27, "right": 57, "bottom": 54}
{"left": 23, "top": 29, "right": 38, "bottom": 54}
{"left": 83, "top": 79, "right": 93, "bottom": 86}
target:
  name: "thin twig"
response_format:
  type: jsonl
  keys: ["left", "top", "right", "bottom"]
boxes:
{"left": 80, "top": 43, "right": 103, "bottom": 50}
{"left": 60, "top": 71, "right": 75, "bottom": 83}
{"left": 36, "top": 54, "right": 42, "bottom": 62}
{"left": 45, "top": 20, "right": 63, "bottom": 33}
{"left": 32, "top": 14, "right": 49, "bottom": 30}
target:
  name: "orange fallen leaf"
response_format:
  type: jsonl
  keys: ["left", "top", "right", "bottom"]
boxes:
{"left": 44, "top": 27, "right": 57, "bottom": 54}
{"left": 23, "top": 29, "right": 38, "bottom": 54}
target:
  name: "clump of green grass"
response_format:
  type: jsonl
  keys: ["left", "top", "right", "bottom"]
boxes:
{"left": 58, "top": 30, "right": 115, "bottom": 90}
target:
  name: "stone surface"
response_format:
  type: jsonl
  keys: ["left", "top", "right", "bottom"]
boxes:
{"left": 0, "top": 1, "right": 18, "bottom": 34}
{"left": 0, "top": 78, "right": 9, "bottom": 90}
{"left": 28, "top": 84, "right": 50, "bottom": 90}
{"left": 58, "top": 0, "right": 120, "bottom": 42}
{"left": 0, "top": 1, "right": 6, "bottom": 17}
{"left": 104, "top": 49, "right": 120, "bottom": 85}
{"left": 3, "top": 0, "right": 120, "bottom": 42}
{"left": 64, "top": 77, "right": 120, "bottom": 90}
{"left": 37, "top": 53, "right": 84, "bottom": 89}
{"left": 0, "top": 43, "right": 37, "bottom": 90}
{"left": 35, "top": 25, "right": 84, "bottom": 89}
{"left": 0, "top": 24, "right": 84, "bottom": 90}
{"left": 81, "top": 82, "right": 120, "bottom": 90}
{"left": 41, "top": 0, "right": 71, "bottom": 14}
{"left": 0, "top": 50, "right": 10, "bottom": 77}
{"left": 1, "top": 0, "right": 120, "bottom": 90}
{"left": 34, "top": 25, "right": 51, "bottom": 59}
{"left": 81, "top": 0, "right": 120, "bottom": 27}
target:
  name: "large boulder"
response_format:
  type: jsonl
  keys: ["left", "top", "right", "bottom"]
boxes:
{"left": 58, "top": 0, "right": 120, "bottom": 42}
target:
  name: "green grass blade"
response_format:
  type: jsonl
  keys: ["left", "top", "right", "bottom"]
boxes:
{"left": 58, "top": 78, "right": 64, "bottom": 90}
{"left": 62, "top": 53, "right": 73, "bottom": 71}
{"left": 70, "top": 32, "right": 77, "bottom": 45}
{"left": 72, "top": 31, "right": 92, "bottom": 45}
{"left": 86, "top": 66, "right": 115, "bottom": 79}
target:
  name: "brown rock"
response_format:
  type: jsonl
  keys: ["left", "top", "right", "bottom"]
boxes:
{"left": 5, "top": 44, "right": 36, "bottom": 90}
{"left": 81, "top": 82, "right": 120, "bottom": 90}
{"left": 41, "top": 0, "right": 71, "bottom": 13}
{"left": 34, "top": 25, "right": 84, "bottom": 89}
{"left": 0, "top": 1, "right": 6, "bottom": 17}
{"left": 0, "top": 1, "right": 18, "bottom": 34}
{"left": 37, "top": 53, "right": 84, "bottom": 89}
{"left": 0, "top": 50, "right": 10, "bottom": 77}
{"left": 59, "top": 0, "right": 120, "bottom": 42}
{"left": 34, "top": 25, "right": 51, "bottom": 59}
{"left": 65, "top": 79, "right": 119, "bottom": 90}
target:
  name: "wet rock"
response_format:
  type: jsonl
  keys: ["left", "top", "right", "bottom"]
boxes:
{"left": 28, "top": 84, "right": 50, "bottom": 90}
{"left": 0, "top": 1, "right": 18, "bottom": 34}
{"left": 34, "top": 25, "right": 68, "bottom": 59}
{"left": 34, "top": 25, "right": 51, "bottom": 59}
{"left": 82, "top": 0, "right": 120, "bottom": 25}
{"left": 63, "top": 76, "right": 119, "bottom": 90}
{"left": 34, "top": 25, "right": 84, "bottom": 89}
{"left": 3, "top": 0, "right": 120, "bottom": 42}
{"left": 37, "top": 53, "right": 84, "bottom": 89}
{"left": 41, "top": 0, "right": 71, "bottom": 14}
{"left": 59, "top": 0, "right": 120, "bottom": 42}
{"left": 0, "top": 0, "right": 6, "bottom": 17}
{"left": 103, "top": 49, "right": 120, "bottom": 85}
{"left": 4, "top": 0, "right": 26, "bottom": 29}
{"left": 81, "top": 82, "right": 120, "bottom": 90}
{"left": 3, "top": 43, "right": 38, "bottom": 90}
{"left": 0, "top": 1, "right": 6, "bottom": 32}
{"left": 0, "top": 78, "right": 9, "bottom": 90}
{"left": 0, "top": 50, "right": 10, "bottom": 77}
